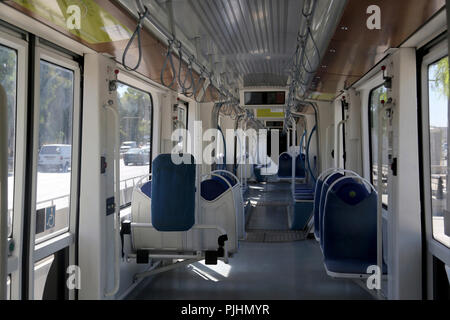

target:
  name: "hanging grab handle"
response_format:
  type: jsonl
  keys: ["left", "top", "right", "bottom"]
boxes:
{"left": 122, "top": 6, "right": 149, "bottom": 72}
{"left": 160, "top": 40, "right": 177, "bottom": 88}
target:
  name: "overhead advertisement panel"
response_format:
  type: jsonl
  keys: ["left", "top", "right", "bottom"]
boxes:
{"left": 11, "top": 0, "right": 131, "bottom": 44}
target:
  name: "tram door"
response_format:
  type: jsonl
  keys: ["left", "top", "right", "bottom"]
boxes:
{"left": 419, "top": 39, "right": 450, "bottom": 299}
{"left": 1, "top": 23, "right": 81, "bottom": 299}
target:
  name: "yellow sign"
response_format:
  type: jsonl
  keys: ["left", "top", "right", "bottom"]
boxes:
{"left": 256, "top": 109, "right": 285, "bottom": 118}
{"left": 308, "top": 91, "right": 336, "bottom": 101}
{"left": 13, "top": 0, "right": 132, "bottom": 44}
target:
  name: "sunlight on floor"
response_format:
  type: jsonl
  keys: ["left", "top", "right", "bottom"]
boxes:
{"left": 188, "top": 260, "right": 232, "bottom": 282}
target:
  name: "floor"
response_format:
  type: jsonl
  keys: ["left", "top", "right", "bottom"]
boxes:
{"left": 126, "top": 181, "right": 373, "bottom": 300}
{"left": 126, "top": 240, "right": 373, "bottom": 300}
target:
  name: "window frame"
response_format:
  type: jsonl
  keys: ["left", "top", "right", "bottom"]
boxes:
{"left": 0, "top": 42, "right": 18, "bottom": 238}
{"left": 115, "top": 80, "right": 154, "bottom": 210}
{"left": 368, "top": 83, "right": 389, "bottom": 209}
{"left": 419, "top": 39, "right": 450, "bottom": 262}
{"left": 0, "top": 26, "right": 28, "bottom": 301}
{"left": 32, "top": 46, "right": 80, "bottom": 245}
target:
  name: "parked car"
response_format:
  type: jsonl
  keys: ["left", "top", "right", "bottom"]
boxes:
{"left": 120, "top": 141, "right": 137, "bottom": 154}
{"left": 38, "top": 144, "right": 72, "bottom": 172}
{"left": 123, "top": 147, "right": 150, "bottom": 166}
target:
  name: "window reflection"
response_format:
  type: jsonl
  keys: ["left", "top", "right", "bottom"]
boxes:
{"left": 0, "top": 45, "right": 17, "bottom": 238}
{"left": 428, "top": 56, "right": 450, "bottom": 247}
{"left": 35, "top": 60, "right": 74, "bottom": 242}
{"left": 116, "top": 82, "right": 152, "bottom": 207}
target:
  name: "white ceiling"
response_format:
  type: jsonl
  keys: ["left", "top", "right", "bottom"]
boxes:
{"left": 137, "top": 0, "right": 306, "bottom": 88}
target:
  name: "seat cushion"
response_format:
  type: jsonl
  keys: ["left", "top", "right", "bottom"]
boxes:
{"left": 325, "top": 258, "right": 375, "bottom": 275}
{"left": 295, "top": 193, "right": 314, "bottom": 201}
{"left": 325, "top": 258, "right": 388, "bottom": 275}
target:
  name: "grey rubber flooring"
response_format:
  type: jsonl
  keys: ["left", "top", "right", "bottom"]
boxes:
{"left": 244, "top": 182, "right": 306, "bottom": 242}
{"left": 126, "top": 240, "right": 373, "bottom": 300}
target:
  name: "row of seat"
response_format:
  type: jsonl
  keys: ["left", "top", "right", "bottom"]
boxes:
{"left": 278, "top": 152, "right": 307, "bottom": 179}
{"left": 313, "top": 169, "right": 385, "bottom": 277}
{"left": 290, "top": 182, "right": 315, "bottom": 230}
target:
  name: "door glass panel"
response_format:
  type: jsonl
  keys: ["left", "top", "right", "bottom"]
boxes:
{"left": 369, "top": 85, "right": 389, "bottom": 207}
{"left": 35, "top": 60, "right": 74, "bottom": 242}
{"left": 0, "top": 45, "right": 17, "bottom": 238}
{"left": 116, "top": 82, "right": 152, "bottom": 207}
{"left": 427, "top": 56, "right": 450, "bottom": 247}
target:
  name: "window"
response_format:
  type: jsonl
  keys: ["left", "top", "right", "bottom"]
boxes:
{"left": 172, "top": 103, "right": 188, "bottom": 153}
{"left": 427, "top": 55, "right": 450, "bottom": 247}
{"left": 35, "top": 60, "right": 74, "bottom": 242}
{"left": 116, "top": 82, "right": 152, "bottom": 207}
{"left": 0, "top": 44, "right": 17, "bottom": 238}
{"left": 369, "top": 85, "right": 388, "bottom": 207}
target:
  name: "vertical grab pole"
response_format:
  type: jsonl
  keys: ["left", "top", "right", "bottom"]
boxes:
{"left": 377, "top": 99, "right": 391, "bottom": 296}
{"left": 104, "top": 102, "right": 121, "bottom": 297}
{"left": 0, "top": 84, "right": 8, "bottom": 300}
{"left": 336, "top": 119, "right": 347, "bottom": 168}
{"left": 291, "top": 118, "right": 296, "bottom": 194}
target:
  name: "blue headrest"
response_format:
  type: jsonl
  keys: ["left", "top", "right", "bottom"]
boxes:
{"left": 141, "top": 181, "right": 152, "bottom": 198}
{"left": 201, "top": 179, "right": 228, "bottom": 201}
{"left": 334, "top": 180, "right": 370, "bottom": 205}
{"left": 151, "top": 154, "right": 196, "bottom": 231}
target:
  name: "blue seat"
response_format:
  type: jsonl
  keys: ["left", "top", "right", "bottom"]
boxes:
{"left": 313, "top": 178, "right": 324, "bottom": 240}
{"left": 151, "top": 154, "right": 196, "bottom": 232}
{"left": 315, "top": 172, "right": 344, "bottom": 242}
{"left": 320, "top": 176, "right": 357, "bottom": 249}
{"left": 201, "top": 179, "right": 229, "bottom": 201}
{"left": 277, "top": 153, "right": 292, "bottom": 178}
{"left": 295, "top": 154, "right": 306, "bottom": 178}
{"left": 141, "top": 181, "right": 152, "bottom": 198}
{"left": 322, "top": 178, "right": 379, "bottom": 275}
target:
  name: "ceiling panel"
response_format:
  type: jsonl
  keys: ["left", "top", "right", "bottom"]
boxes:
{"left": 313, "top": 0, "right": 446, "bottom": 98}
{"left": 163, "top": 0, "right": 305, "bottom": 86}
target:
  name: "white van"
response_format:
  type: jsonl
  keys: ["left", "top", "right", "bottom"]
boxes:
{"left": 38, "top": 144, "right": 72, "bottom": 172}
